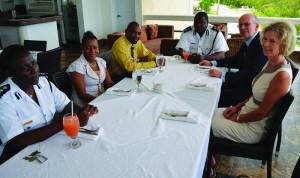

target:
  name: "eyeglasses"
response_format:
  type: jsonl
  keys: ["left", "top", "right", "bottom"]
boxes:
{"left": 237, "top": 23, "right": 251, "bottom": 28}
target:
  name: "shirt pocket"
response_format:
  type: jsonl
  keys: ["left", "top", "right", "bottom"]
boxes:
{"left": 21, "top": 117, "right": 36, "bottom": 131}
{"left": 189, "top": 43, "right": 198, "bottom": 54}
{"left": 43, "top": 104, "right": 56, "bottom": 123}
{"left": 201, "top": 44, "right": 212, "bottom": 55}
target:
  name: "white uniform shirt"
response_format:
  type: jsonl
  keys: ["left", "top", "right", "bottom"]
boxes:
{"left": 67, "top": 54, "right": 107, "bottom": 107}
{"left": 176, "top": 24, "right": 229, "bottom": 55}
{"left": 0, "top": 77, "right": 70, "bottom": 154}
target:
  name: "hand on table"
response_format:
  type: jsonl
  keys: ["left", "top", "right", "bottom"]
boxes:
{"left": 199, "top": 60, "right": 212, "bottom": 66}
{"left": 208, "top": 69, "right": 221, "bottom": 78}
{"left": 188, "top": 53, "right": 201, "bottom": 64}
{"left": 78, "top": 104, "right": 99, "bottom": 126}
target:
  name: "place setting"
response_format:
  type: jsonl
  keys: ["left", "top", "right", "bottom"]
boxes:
{"left": 60, "top": 101, "right": 103, "bottom": 149}
{"left": 159, "top": 109, "right": 201, "bottom": 124}
{"left": 185, "top": 77, "right": 218, "bottom": 91}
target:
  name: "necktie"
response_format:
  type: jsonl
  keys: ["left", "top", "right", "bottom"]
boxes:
{"left": 130, "top": 45, "right": 134, "bottom": 58}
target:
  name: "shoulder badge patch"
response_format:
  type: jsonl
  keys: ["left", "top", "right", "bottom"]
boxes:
{"left": 0, "top": 84, "right": 11, "bottom": 98}
{"left": 183, "top": 26, "right": 192, "bottom": 33}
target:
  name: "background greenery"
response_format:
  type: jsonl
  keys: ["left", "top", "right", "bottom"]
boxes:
{"left": 199, "top": 0, "right": 300, "bottom": 36}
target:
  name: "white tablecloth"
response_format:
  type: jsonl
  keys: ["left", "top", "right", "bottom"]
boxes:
{"left": 0, "top": 57, "right": 222, "bottom": 178}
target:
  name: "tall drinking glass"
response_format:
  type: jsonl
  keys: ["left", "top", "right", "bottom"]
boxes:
{"left": 132, "top": 69, "right": 142, "bottom": 92}
{"left": 182, "top": 50, "right": 190, "bottom": 64}
{"left": 156, "top": 54, "right": 165, "bottom": 72}
{"left": 63, "top": 113, "right": 81, "bottom": 149}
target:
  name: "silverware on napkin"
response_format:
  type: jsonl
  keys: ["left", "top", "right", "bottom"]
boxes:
{"left": 112, "top": 89, "right": 132, "bottom": 93}
{"left": 79, "top": 127, "right": 100, "bottom": 135}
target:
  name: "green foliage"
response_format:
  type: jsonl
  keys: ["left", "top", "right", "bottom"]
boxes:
{"left": 199, "top": 0, "right": 216, "bottom": 12}
{"left": 225, "top": 0, "right": 300, "bottom": 36}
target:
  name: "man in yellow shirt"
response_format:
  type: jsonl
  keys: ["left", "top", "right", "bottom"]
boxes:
{"left": 108, "top": 21, "right": 157, "bottom": 83}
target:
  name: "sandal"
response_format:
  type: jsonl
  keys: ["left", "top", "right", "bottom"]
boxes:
{"left": 211, "top": 155, "right": 216, "bottom": 167}
{"left": 210, "top": 168, "right": 216, "bottom": 178}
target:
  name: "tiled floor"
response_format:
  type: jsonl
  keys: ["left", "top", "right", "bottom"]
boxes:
{"left": 61, "top": 44, "right": 300, "bottom": 178}
{"left": 214, "top": 59, "right": 300, "bottom": 178}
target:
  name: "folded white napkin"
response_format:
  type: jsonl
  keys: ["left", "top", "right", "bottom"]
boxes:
{"left": 141, "top": 69, "right": 158, "bottom": 76}
{"left": 105, "top": 87, "right": 136, "bottom": 96}
{"left": 60, "top": 126, "right": 104, "bottom": 140}
{"left": 160, "top": 110, "right": 199, "bottom": 124}
{"left": 195, "top": 65, "right": 211, "bottom": 73}
{"left": 186, "top": 83, "right": 216, "bottom": 91}
{"left": 78, "top": 126, "right": 104, "bottom": 140}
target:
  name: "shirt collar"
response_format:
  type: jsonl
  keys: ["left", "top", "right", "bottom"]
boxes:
{"left": 192, "top": 24, "right": 212, "bottom": 36}
{"left": 245, "top": 31, "right": 259, "bottom": 46}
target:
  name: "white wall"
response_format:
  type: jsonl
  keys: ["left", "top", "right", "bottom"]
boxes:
{"left": 75, "top": 0, "right": 194, "bottom": 40}
{"left": 76, "top": 0, "right": 103, "bottom": 42}
{"left": 141, "top": 0, "right": 194, "bottom": 39}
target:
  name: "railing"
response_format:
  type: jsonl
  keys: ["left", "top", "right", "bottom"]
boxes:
{"left": 143, "top": 14, "right": 300, "bottom": 51}
{"left": 143, "top": 15, "right": 300, "bottom": 37}
{"left": 143, "top": 15, "right": 300, "bottom": 25}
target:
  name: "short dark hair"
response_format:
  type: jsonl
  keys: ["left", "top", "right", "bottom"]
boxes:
{"left": 126, "top": 21, "right": 140, "bottom": 30}
{"left": 195, "top": 12, "right": 208, "bottom": 22}
{"left": 0, "top": 44, "right": 30, "bottom": 71}
{"left": 82, "top": 31, "right": 97, "bottom": 45}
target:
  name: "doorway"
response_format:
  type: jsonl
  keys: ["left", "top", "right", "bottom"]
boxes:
{"left": 115, "top": 0, "right": 135, "bottom": 31}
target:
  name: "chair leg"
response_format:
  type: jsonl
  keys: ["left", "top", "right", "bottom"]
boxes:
{"left": 275, "top": 125, "right": 282, "bottom": 156}
{"left": 267, "top": 160, "right": 272, "bottom": 178}
{"left": 261, "top": 160, "right": 266, "bottom": 169}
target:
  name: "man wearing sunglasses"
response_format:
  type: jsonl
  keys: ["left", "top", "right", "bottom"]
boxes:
{"left": 200, "top": 13, "right": 268, "bottom": 107}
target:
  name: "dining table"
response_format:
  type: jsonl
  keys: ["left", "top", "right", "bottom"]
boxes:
{"left": 0, "top": 56, "right": 223, "bottom": 178}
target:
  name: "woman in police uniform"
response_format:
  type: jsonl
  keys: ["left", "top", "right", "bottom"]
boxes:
{"left": 0, "top": 45, "right": 98, "bottom": 164}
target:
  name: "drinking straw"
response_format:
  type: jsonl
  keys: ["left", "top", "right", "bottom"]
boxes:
{"left": 71, "top": 101, "right": 73, "bottom": 117}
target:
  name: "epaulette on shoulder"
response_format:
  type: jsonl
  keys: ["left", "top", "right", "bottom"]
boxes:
{"left": 211, "top": 26, "right": 220, "bottom": 32}
{"left": 39, "top": 73, "right": 48, "bottom": 78}
{"left": 0, "top": 84, "right": 10, "bottom": 98}
{"left": 183, "top": 26, "right": 192, "bottom": 33}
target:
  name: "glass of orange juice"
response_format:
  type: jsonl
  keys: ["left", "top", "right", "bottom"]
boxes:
{"left": 182, "top": 50, "right": 190, "bottom": 64}
{"left": 63, "top": 113, "right": 81, "bottom": 149}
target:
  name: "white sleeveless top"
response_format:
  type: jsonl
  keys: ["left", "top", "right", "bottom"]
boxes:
{"left": 239, "top": 59, "right": 292, "bottom": 136}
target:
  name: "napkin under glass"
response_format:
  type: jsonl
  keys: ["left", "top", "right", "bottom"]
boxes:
{"left": 160, "top": 110, "right": 199, "bottom": 124}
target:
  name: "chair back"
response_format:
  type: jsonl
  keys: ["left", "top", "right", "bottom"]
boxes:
{"left": 98, "top": 50, "right": 112, "bottom": 64}
{"left": 24, "top": 40, "right": 47, "bottom": 52}
{"left": 37, "top": 47, "right": 63, "bottom": 74}
{"left": 225, "top": 37, "right": 245, "bottom": 58}
{"left": 263, "top": 90, "right": 294, "bottom": 147}
{"left": 286, "top": 58, "right": 299, "bottom": 83}
{"left": 51, "top": 68, "right": 72, "bottom": 98}
{"left": 160, "top": 39, "right": 180, "bottom": 56}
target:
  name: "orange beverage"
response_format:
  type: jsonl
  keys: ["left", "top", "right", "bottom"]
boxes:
{"left": 182, "top": 51, "right": 190, "bottom": 59}
{"left": 63, "top": 115, "right": 80, "bottom": 138}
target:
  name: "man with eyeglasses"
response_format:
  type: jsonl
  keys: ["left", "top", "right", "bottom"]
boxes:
{"left": 176, "top": 12, "right": 229, "bottom": 63}
{"left": 199, "top": 13, "right": 268, "bottom": 107}
{"left": 108, "top": 21, "right": 157, "bottom": 83}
